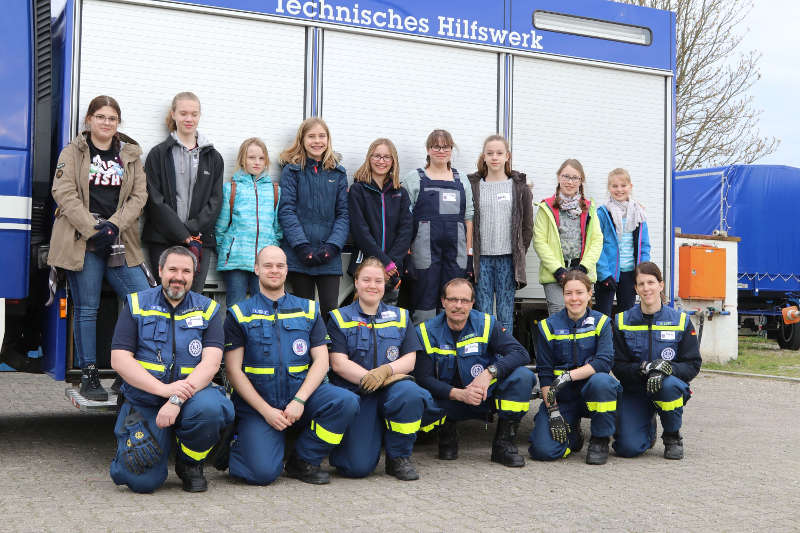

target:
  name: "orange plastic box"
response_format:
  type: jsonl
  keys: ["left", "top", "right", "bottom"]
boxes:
{"left": 678, "top": 245, "right": 726, "bottom": 300}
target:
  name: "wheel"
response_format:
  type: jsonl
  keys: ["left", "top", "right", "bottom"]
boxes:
{"left": 776, "top": 321, "right": 800, "bottom": 350}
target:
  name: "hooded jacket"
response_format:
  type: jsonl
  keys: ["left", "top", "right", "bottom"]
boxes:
{"left": 595, "top": 204, "right": 651, "bottom": 282}
{"left": 47, "top": 132, "right": 147, "bottom": 270}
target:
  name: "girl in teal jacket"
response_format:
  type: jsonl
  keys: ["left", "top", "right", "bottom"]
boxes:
{"left": 215, "top": 138, "right": 282, "bottom": 306}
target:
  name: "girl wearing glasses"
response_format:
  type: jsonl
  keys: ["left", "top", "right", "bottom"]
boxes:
{"left": 467, "top": 135, "right": 533, "bottom": 334}
{"left": 532, "top": 158, "right": 603, "bottom": 315}
{"left": 47, "top": 95, "right": 151, "bottom": 401}
{"left": 347, "top": 139, "right": 413, "bottom": 305}
{"left": 278, "top": 118, "right": 349, "bottom": 321}
{"left": 401, "top": 129, "right": 474, "bottom": 323}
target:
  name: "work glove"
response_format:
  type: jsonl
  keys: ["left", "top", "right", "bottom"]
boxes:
{"left": 547, "top": 404, "right": 569, "bottom": 444}
{"left": 314, "top": 243, "right": 339, "bottom": 264}
{"left": 602, "top": 276, "right": 618, "bottom": 292}
{"left": 122, "top": 409, "right": 162, "bottom": 474}
{"left": 187, "top": 236, "right": 203, "bottom": 263}
{"left": 465, "top": 254, "right": 475, "bottom": 283}
{"left": 359, "top": 363, "right": 394, "bottom": 393}
{"left": 294, "top": 244, "right": 319, "bottom": 267}
{"left": 554, "top": 267, "right": 568, "bottom": 284}
{"left": 546, "top": 372, "right": 572, "bottom": 405}
{"left": 641, "top": 359, "right": 673, "bottom": 395}
{"left": 88, "top": 221, "right": 119, "bottom": 252}
{"left": 381, "top": 374, "right": 414, "bottom": 389}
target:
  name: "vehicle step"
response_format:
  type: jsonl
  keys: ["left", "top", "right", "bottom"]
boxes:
{"left": 65, "top": 387, "right": 119, "bottom": 413}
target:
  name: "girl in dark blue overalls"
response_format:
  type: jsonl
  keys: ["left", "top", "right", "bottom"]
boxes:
{"left": 401, "top": 129, "right": 474, "bottom": 323}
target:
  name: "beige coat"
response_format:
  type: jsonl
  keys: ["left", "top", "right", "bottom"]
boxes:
{"left": 47, "top": 132, "right": 147, "bottom": 270}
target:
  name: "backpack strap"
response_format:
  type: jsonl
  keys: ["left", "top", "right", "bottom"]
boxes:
{"left": 228, "top": 181, "right": 237, "bottom": 226}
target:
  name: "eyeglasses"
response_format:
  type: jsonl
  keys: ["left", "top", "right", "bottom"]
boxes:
{"left": 559, "top": 174, "right": 581, "bottom": 182}
{"left": 93, "top": 114, "right": 119, "bottom": 124}
{"left": 444, "top": 297, "right": 472, "bottom": 305}
{"left": 370, "top": 154, "right": 393, "bottom": 162}
{"left": 430, "top": 145, "right": 452, "bottom": 152}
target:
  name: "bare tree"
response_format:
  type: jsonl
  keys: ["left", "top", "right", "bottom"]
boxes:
{"left": 620, "top": 0, "right": 779, "bottom": 170}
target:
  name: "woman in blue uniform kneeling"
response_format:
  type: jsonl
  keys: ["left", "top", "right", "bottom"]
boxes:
{"left": 612, "top": 261, "right": 701, "bottom": 460}
{"left": 328, "top": 257, "right": 437, "bottom": 481}
{"left": 529, "top": 270, "right": 621, "bottom": 465}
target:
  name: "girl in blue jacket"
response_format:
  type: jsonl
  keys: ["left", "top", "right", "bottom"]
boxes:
{"left": 594, "top": 168, "right": 650, "bottom": 317}
{"left": 347, "top": 138, "right": 413, "bottom": 304}
{"left": 278, "top": 118, "right": 349, "bottom": 320}
{"left": 215, "top": 138, "right": 282, "bottom": 307}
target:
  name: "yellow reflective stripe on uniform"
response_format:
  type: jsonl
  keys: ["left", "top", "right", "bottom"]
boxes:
{"left": 618, "top": 312, "right": 686, "bottom": 331}
{"left": 490, "top": 378, "right": 497, "bottom": 386}
{"left": 244, "top": 366, "right": 275, "bottom": 375}
{"left": 138, "top": 360, "right": 165, "bottom": 372}
{"left": 654, "top": 397, "right": 684, "bottom": 411}
{"left": 179, "top": 441, "right": 213, "bottom": 461}
{"left": 310, "top": 420, "right": 344, "bottom": 444}
{"left": 288, "top": 364, "right": 309, "bottom": 373}
{"left": 562, "top": 447, "right": 571, "bottom": 458}
{"left": 586, "top": 400, "right": 617, "bottom": 413}
{"left": 231, "top": 304, "right": 275, "bottom": 324}
{"left": 595, "top": 314, "right": 608, "bottom": 334}
{"left": 543, "top": 315, "right": 606, "bottom": 341}
{"left": 175, "top": 300, "right": 218, "bottom": 321}
{"left": 541, "top": 319, "right": 555, "bottom": 341}
{"left": 554, "top": 369, "right": 565, "bottom": 376}
{"left": 455, "top": 314, "right": 491, "bottom": 348}
{"left": 332, "top": 308, "right": 407, "bottom": 329}
{"left": 494, "top": 398, "right": 530, "bottom": 412}
{"left": 277, "top": 300, "right": 315, "bottom": 320}
{"left": 385, "top": 419, "right": 422, "bottom": 434}
{"left": 130, "top": 292, "right": 169, "bottom": 318}
{"left": 419, "top": 322, "right": 456, "bottom": 355}
{"left": 180, "top": 367, "right": 195, "bottom": 375}
{"left": 420, "top": 416, "right": 447, "bottom": 432}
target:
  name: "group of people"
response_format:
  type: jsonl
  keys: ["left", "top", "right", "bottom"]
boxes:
{"left": 47, "top": 92, "right": 701, "bottom": 494}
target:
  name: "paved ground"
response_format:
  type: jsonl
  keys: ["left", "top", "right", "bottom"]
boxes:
{"left": 1, "top": 371, "right": 798, "bottom": 532}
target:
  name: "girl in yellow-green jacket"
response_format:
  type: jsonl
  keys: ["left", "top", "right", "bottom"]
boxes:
{"left": 532, "top": 158, "right": 603, "bottom": 316}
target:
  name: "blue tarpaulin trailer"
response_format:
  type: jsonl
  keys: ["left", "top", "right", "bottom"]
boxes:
{"left": 673, "top": 165, "right": 800, "bottom": 349}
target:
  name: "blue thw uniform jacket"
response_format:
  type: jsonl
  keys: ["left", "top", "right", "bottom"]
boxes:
{"left": 115, "top": 286, "right": 221, "bottom": 407}
{"left": 536, "top": 309, "right": 613, "bottom": 400}
{"left": 612, "top": 304, "right": 701, "bottom": 390}
{"left": 414, "top": 309, "right": 530, "bottom": 399}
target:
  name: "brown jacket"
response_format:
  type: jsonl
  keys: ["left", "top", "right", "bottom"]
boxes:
{"left": 47, "top": 132, "right": 147, "bottom": 270}
{"left": 467, "top": 170, "right": 533, "bottom": 289}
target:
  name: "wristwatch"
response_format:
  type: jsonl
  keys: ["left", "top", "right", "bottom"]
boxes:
{"left": 169, "top": 394, "right": 184, "bottom": 407}
{"left": 487, "top": 364, "right": 498, "bottom": 378}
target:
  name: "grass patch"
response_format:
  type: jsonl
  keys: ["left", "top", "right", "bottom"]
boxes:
{"left": 702, "top": 335, "right": 800, "bottom": 377}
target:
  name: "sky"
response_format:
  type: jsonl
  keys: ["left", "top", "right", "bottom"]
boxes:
{"left": 738, "top": 1, "right": 800, "bottom": 167}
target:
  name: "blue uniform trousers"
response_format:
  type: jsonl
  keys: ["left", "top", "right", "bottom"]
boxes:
{"left": 528, "top": 373, "right": 621, "bottom": 461}
{"left": 420, "top": 367, "right": 536, "bottom": 427}
{"left": 613, "top": 375, "right": 691, "bottom": 458}
{"left": 110, "top": 386, "right": 234, "bottom": 493}
{"left": 330, "top": 380, "right": 435, "bottom": 478}
{"left": 228, "top": 383, "right": 359, "bottom": 485}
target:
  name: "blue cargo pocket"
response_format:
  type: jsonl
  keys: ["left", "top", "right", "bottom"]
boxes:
{"left": 412, "top": 221, "right": 432, "bottom": 270}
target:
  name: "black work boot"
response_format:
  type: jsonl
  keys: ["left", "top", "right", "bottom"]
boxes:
{"left": 438, "top": 420, "right": 459, "bottom": 460}
{"left": 385, "top": 456, "right": 419, "bottom": 481}
{"left": 570, "top": 422, "right": 585, "bottom": 454}
{"left": 175, "top": 457, "right": 208, "bottom": 492}
{"left": 586, "top": 436, "right": 610, "bottom": 465}
{"left": 490, "top": 418, "right": 525, "bottom": 467}
{"left": 662, "top": 431, "right": 684, "bottom": 460}
{"left": 79, "top": 364, "right": 108, "bottom": 402}
{"left": 110, "top": 376, "right": 123, "bottom": 395}
{"left": 207, "top": 423, "right": 236, "bottom": 472}
{"left": 285, "top": 453, "right": 330, "bottom": 484}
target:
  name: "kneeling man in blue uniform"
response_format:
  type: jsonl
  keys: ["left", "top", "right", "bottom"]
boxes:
{"left": 415, "top": 278, "right": 536, "bottom": 467}
{"left": 110, "top": 246, "right": 234, "bottom": 493}
{"left": 223, "top": 246, "right": 359, "bottom": 485}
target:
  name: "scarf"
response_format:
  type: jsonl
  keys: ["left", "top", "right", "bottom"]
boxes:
{"left": 558, "top": 192, "right": 583, "bottom": 219}
{"left": 605, "top": 196, "right": 646, "bottom": 234}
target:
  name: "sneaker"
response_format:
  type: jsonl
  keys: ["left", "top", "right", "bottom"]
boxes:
{"left": 662, "top": 431, "right": 684, "bottom": 460}
{"left": 80, "top": 364, "right": 108, "bottom": 402}
{"left": 586, "top": 436, "right": 610, "bottom": 465}
{"left": 385, "top": 456, "right": 419, "bottom": 481}
{"left": 285, "top": 454, "right": 330, "bottom": 485}
{"left": 175, "top": 458, "right": 208, "bottom": 492}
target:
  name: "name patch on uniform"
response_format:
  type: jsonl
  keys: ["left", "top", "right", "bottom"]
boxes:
{"left": 440, "top": 344, "right": 453, "bottom": 351}
{"left": 381, "top": 310, "right": 397, "bottom": 319}
{"left": 442, "top": 192, "right": 457, "bottom": 202}
{"left": 661, "top": 331, "right": 676, "bottom": 341}
{"left": 555, "top": 329, "right": 570, "bottom": 335}
{"left": 188, "top": 339, "right": 203, "bottom": 357}
{"left": 463, "top": 343, "right": 479, "bottom": 354}
{"left": 470, "top": 364, "right": 484, "bottom": 377}
{"left": 293, "top": 339, "right": 308, "bottom": 355}
{"left": 656, "top": 321, "right": 673, "bottom": 326}
{"left": 497, "top": 192, "right": 511, "bottom": 202}
{"left": 661, "top": 347, "right": 676, "bottom": 360}
{"left": 386, "top": 345, "right": 399, "bottom": 361}
{"left": 582, "top": 316, "right": 595, "bottom": 326}
{"left": 185, "top": 316, "right": 203, "bottom": 328}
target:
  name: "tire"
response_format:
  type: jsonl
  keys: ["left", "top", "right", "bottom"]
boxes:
{"left": 776, "top": 321, "right": 800, "bottom": 350}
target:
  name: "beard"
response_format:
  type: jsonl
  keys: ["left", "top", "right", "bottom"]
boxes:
{"left": 164, "top": 281, "right": 188, "bottom": 301}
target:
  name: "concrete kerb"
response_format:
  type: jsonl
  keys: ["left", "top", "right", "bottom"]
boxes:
{"left": 700, "top": 368, "right": 800, "bottom": 383}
